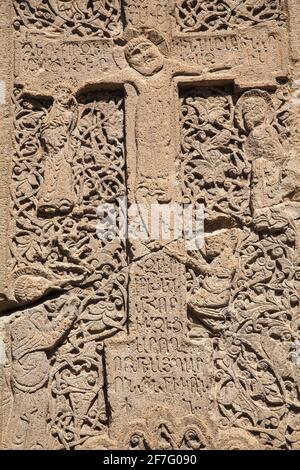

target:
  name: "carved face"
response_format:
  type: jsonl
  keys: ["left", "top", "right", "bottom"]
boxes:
{"left": 243, "top": 97, "right": 268, "bottom": 131}
{"left": 205, "top": 231, "right": 238, "bottom": 258}
{"left": 14, "top": 275, "right": 51, "bottom": 303}
{"left": 205, "top": 236, "right": 223, "bottom": 258}
{"left": 56, "top": 87, "right": 72, "bottom": 106}
{"left": 30, "top": 311, "right": 49, "bottom": 329}
{"left": 126, "top": 40, "right": 164, "bottom": 76}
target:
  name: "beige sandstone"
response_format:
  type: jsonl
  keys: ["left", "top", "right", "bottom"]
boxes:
{"left": 0, "top": 0, "right": 300, "bottom": 450}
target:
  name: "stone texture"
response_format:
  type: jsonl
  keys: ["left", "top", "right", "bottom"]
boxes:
{"left": 0, "top": 0, "right": 300, "bottom": 450}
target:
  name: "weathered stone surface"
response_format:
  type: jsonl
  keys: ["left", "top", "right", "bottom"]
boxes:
{"left": 0, "top": 0, "right": 300, "bottom": 450}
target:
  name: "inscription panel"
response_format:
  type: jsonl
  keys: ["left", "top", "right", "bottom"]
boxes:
{"left": 15, "top": 39, "right": 122, "bottom": 81}
{"left": 1, "top": 0, "right": 299, "bottom": 452}
{"left": 106, "top": 252, "right": 214, "bottom": 416}
{"left": 124, "top": 0, "right": 171, "bottom": 36}
{"left": 172, "top": 27, "right": 288, "bottom": 86}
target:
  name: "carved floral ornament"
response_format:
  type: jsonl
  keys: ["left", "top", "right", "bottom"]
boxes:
{"left": 13, "top": 0, "right": 287, "bottom": 37}
{"left": 174, "top": 0, "right": 287, "bottom": 33}
{"left": 0, "top": 0, "right": 299, "bottom": 452}
{"left": 13, "top": 0, "right": 123, "bottom": 37}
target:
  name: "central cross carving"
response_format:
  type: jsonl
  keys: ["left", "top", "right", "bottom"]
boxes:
{"left": 76, "top": 29, "right": 208, "bottom": 209}
{"left": 3, "top": 0, "right": 292, "bottom": 451}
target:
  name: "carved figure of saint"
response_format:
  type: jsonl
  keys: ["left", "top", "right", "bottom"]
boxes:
{"left": 6, "top": 298, "right": 78, "bottom": 449}
{"left": 37, "top": 86, "right": 77, "bottom": 217}
{"left": 167, "top": 229, "right": 241, "bottom": 337}
{"left": 236, "top": 90, "right": 286, "bottom": 230}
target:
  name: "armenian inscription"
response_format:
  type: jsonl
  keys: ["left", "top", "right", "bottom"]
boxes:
{"left": 0, "top": 0, "right": 300, "bottom": 451}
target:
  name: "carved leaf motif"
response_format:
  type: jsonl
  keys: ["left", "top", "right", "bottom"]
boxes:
{"left": 175, "top": 0, "right": 286, "bottom": 33}
{"left": 14, "top": 0, "right": 123, "bottom": 37}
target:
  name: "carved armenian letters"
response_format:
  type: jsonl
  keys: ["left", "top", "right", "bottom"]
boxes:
{"left": 0, "top": 0, "right": 300, "bottom": 450}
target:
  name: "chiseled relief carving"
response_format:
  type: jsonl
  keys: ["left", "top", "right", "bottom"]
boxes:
{"left": 179, "top": 87, "right": 251, "bottom": 226}
{"left": 13, "top": 0, "right": 123, "bottom": 37}
{"left": 177, "top": 85, "right": 300, "bottom": 450}
{"left": 1, "top": 0, "right": 299, "bottom": 452}
{"left": 2, "top": 84, "right": 128, "bottom": 449}
{"left": 179, "top": 86, "right": 290, "bottom": 228}
{"left": 174, "top": 0, "right": 287, "bottom": 34}
{"left": 10, "top": 85, "right": 127, "bottom": 299}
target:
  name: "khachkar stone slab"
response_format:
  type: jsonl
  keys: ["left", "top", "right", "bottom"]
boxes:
{"left": 0, "top": 0, "right": 300, "bottom": 451}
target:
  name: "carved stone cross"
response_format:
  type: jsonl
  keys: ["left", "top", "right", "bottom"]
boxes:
{"left": 72, "top": 4, "right": 289, "bottom": 447}
{"left": 76, "top": 30, "right": 209, "bottom": 209}
{"left": 0, "top": 0, "right": 295, "bottom": 452}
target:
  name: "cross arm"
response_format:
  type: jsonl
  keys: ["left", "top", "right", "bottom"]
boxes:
{"left": 75, "top": 69, "right": 139, "bottom": 96}
{"left": 171, "top": 60, "right": 208, "bottom": 79}
{"left": 164, "top": 242, "right": 211, "bottom": 274}
{"left": 171, "top": 60, "right": 232, "bottom": 80}
{"left": 14, "top": 82, "right": 54, "bottom": 100}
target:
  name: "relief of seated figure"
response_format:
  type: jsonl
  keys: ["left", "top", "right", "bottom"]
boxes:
{"left": 166, "top": 228, "right": 241, "bottom": 338}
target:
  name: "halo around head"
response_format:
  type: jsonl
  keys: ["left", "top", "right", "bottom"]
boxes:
{"left": 124, "top": 27, "right": 170, "bottom": 57}
{"left": 235, "top": 89, "right": 274, "bottom": 131}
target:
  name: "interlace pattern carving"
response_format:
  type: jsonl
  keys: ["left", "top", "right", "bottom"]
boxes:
{"left": 11, "top": 87, "right": 126, "bottom": 279}
{"left": 179, "top": 86, "right": 300, "bottom": 450}
{"left": 174, "top": 0, "right": 286, "bottom": 34}
{"left": 14, "top": 0, "right": 123, "bottom": 37}
{"left": 180, "top": 87, "right": 251, "bottom": 226}
{"left": 1, "top": 0, "right": 298, "bottom": 451}
{"left": 5, "top": 86, "right": 128, "bottom": 449}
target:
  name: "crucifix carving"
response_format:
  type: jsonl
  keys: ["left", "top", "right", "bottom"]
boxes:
{"left": 76, "top": 28, "right": 211, "bottom": 209}
{"left": 4, "top": 0, "right": 288, "bottom": 290}
{"left": 2, "top": 0, "right": 296, "bottom": 452}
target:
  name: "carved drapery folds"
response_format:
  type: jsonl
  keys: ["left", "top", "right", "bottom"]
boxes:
{"left": 1, "top": 0, "right": 299, "bottom": 451}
